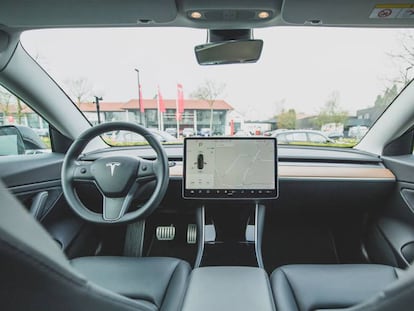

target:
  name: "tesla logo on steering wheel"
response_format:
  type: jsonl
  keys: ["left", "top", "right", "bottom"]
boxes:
{"left": 106, "top": 162, "right": 121, "bottom": 176}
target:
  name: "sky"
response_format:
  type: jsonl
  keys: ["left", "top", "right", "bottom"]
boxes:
{"left": 21, "top": 27, "right": 412, "bottom": 120}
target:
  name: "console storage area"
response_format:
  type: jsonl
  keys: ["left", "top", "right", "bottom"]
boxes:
{"left": 181, "top": 266, "right": 275, "bottom": 311}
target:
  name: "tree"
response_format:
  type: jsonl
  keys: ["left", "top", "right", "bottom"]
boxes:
{"left": 277, "top": 109, "right": 296, "bottom": 129}
{"left": 16, "top": 98, "right": 23, "bottom": 124}
{"left": 0, "top": 86, "right": 12, "bottom": 117}
{"left": 374, "top": 84, "right": 398, "bottom": 108}
{"left": 64, "top": 77, "right": 93, "bottom": 107}
{"left": 0, "top": 87, "right": 28, "bottom": 124}
{"left": 388, "top": 31, "right": 414, "bottom": 86}
{"left": 314, "top": 91, "right": 348, "bottom": 129}
{"left": 190, "top": 80, "right": 225, "bottom": 133}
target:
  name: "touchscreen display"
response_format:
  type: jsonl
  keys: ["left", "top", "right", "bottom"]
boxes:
{"left": 183, "top": 137, "right": 277, "bottom": 199}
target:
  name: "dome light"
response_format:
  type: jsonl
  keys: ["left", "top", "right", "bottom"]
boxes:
{"left": 190, "top": 12, "right": 202, "bottom": 19}
{"left": 258, "top": 11, "right": 270, "bottom": 19}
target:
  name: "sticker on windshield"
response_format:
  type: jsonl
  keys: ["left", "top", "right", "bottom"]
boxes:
{"left": 370, "top": 4, "right": 414, "bottom": 19}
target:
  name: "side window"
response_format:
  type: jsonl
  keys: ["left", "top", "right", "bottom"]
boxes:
{"left": 308, "top": 133, "right": 326, "bottom": 143}
{"left": 0, "top": 86, "right": 50, "bottom": 156}
{"left": 277, "top": 133, "right": 287, "bottom": 143}
{"left": 291, "top": 132, "right": 307, "bottom": 142}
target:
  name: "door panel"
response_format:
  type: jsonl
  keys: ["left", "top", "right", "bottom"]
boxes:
{"left": 0, "top": 153, "right": 64, "bottom": 187}
{"left": 1, "top": 154, "right": 100, "bottom": 259}
{"left": 366, "top": 156, "right": 414, "bottom": 267}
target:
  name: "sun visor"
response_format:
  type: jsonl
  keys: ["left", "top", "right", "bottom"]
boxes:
{"left": 282, "top": 0, "right": 414, "bottom": 26}
{"left": 0, "top": 0, "right": 177, "bottom": 28}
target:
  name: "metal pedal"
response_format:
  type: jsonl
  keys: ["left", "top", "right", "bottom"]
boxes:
{"left": 187, "top": 224, "right": 197, "bottom": 244}
{"left": 156, "top": 225, "right": 175, "bottom": 241}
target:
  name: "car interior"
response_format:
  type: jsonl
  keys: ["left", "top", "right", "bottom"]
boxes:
{"left": 2, "top": 0, "right": 414, "bottom": 310}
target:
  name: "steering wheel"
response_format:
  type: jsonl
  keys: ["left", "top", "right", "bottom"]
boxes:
{"left": 61, "top": 122, "right": 169, "bottom": 224}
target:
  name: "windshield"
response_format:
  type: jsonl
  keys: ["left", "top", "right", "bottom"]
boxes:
{"left": 21, "top": 27, "right": 414, "bottom": 147}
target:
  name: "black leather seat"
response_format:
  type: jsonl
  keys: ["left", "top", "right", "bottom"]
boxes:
{"left": 72, "top": 256, "right": 190, "bottom": 310}
{"left": 0, "top": 181, "right": 190, "bottom": 311}
{"left": 270, "top": 264, "right": 403, "bottom": 311}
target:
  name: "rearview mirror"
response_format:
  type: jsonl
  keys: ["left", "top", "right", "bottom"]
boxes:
{"left": 195, "top": 39, "right": 263, "bottom": 65}
{"left": 0, "top": 125, "right": 26, "bottom": 155}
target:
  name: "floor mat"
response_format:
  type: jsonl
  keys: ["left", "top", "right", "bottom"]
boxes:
{"left": 262, "top": 209, "right": 367, "bottom": 274}
{"left": 262, "top": 224, "right": 339, "bottom": 274}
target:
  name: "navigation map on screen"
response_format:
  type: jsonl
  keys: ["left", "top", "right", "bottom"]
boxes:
{"left": 183, "top": 137, "right": 277, "bottom": 199}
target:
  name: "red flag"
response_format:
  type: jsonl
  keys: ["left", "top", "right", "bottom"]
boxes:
{"left": 176, "top": 83, "right": 184, "bottom": 120}
{"left": 139, "top": 84, "right": 144, "bottom": 113}
{"left": 177, "top": 83, "right": 184, "bottom": 113}
{"left": 175, "top": 103, "right": 180, "bottom": 121}
{"left": 230, "top": 119, "right": 234, "bottom": 136}
{"left": 157, "top": 85, "right": 166, "bottom": 113}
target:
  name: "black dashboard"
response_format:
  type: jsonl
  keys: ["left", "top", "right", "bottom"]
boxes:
{"left": 1, "top": 144, "right": 395, "bottom": 215}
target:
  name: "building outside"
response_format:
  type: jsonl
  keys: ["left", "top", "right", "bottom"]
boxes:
{"left": 0, "top": 103, "right": 48, "bottom": 129}
{"left": 79, "top": 98, "right": 234, "bottom": 135}
{"left": 356, "top": 106, "right": 383, "bottom": 127}
{"left": 243, "top": 119, "right": 276, "bottom": 135}
{"left": 1, "top": 98, "right": 235, "bottom": 136}
{"left": 226, "top": 110, "right": 245, "bottom": 134}
{"left": 290, "top": 113, "right": 367, "bottom": 138}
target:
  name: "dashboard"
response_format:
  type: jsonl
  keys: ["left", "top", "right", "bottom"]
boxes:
{"left": 67, "top": 144, "right": 395, "bottom": 210}
{"left": 1, "top": 144, "right": 395, "bottom": 212}
{"left": 76, "top": 144, "right": 394, "bottom": 182}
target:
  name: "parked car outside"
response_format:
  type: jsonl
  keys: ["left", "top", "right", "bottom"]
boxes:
{"left": 113, "top": 128, "right": 178, "bottom": 144}
{"left": 182, "top": 128, "right": 195, "bottom": 137}
{"left": 165, "top": 127, "right": 177, "bottom": 137}
{"left": 265, "top": 129, "right": 288, "bottom": 136}
{"left": 348, "top": 126, "right": 369, "bottom": 140}
{"left": 199, "top": 128, "right": 211, "bottom": 136}
{"left": 273, "top": 129, "right": 335, "bottom": 144}
{"left": 234, "top": 130, "right": 252, "bottom": 137}
{"left": 326, "top": 131, "right": 345, "bottom": 140}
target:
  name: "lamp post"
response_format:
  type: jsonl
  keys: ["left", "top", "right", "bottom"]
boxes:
{"left": 134, "top": 68, "right": 143, "bottom": 125}
{"left": 94, "top": 96, "right": 102, "bottom": 124}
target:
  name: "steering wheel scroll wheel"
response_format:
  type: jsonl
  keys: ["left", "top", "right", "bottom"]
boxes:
{"left": 61, "top": 122, "right": 169, "bottom": 224}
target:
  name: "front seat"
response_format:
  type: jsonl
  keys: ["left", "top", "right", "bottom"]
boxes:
{"left": 0, "top": 181, "right": 190, "bottom": 311}
{"left": 270, "top": 264, "right": 404, "bottom": 311}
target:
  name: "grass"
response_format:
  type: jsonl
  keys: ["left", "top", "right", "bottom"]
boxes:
{"left": 284, "top": 139, "right": 357, "bottom": 148}
{"left": 41, "top": 136, "right": 51, "bottom": 149}
{"left": 102, "top": 137, "right": 182, "bottom": 147}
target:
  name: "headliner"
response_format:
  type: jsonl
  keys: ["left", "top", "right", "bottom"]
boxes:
{"left": 1, "top": 0, "right": 414, "bottom": 31}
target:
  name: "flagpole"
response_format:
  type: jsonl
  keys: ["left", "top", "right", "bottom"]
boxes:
{"left": 157, "top": 88, "right": 161, "bottom": 131}
{"left": 176, "top": 95, "right": 180, "bottom": 138}
{"left": 134, "top": 68, "right": 143, "bottom": 125}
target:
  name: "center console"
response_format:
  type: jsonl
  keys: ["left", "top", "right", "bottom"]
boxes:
{"left": 183, "top": 137, "right": 277, "bottom": 268}
{"left": 182, "top": 266, "right": 275, "bottom": 311}
{"left": 195, "top": 203, "right": 266, "bottom": 267}
{"left": 179, "top": 137, "right": 279, "bottom": 309}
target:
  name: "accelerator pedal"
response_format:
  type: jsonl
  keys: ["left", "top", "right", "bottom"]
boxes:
{"left": 187, "top": 224, "right": 197, "bottom": 244}
{"left": 156, "top": 225, "right": 175, "bottom": 241}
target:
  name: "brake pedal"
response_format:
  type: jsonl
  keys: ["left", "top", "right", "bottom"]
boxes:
{"left": 187, "top": 224, "right": 197, "bottom": 244}
{"left": 156, "top": 225, "right": 175, "bottom": 241}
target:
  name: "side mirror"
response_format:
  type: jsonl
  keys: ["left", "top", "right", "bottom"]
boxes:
{"left": 0, "top": 125, "right": 26, "bottom": 155}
